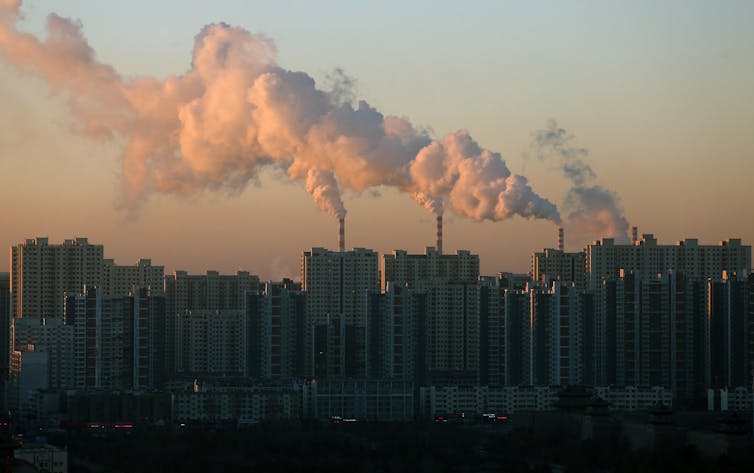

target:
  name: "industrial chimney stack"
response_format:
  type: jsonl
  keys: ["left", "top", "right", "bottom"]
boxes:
{"left": 436, "top": 215, "right": 443, "bottom": 255}
{"left": 338, "top": 217, "right": 345, "bottom": 252}
{"left": 558, "top": 227, "right": 564, "bottom": 252}
{"left": 632, "top": 226, "right": 638, "bottom": 245}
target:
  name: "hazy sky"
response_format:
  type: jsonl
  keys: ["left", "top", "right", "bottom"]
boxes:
{"left": 1, "top": 0, "right": 753, "bottom": 280}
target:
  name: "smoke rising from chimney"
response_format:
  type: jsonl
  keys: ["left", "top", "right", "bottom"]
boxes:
{"left": 532, "top": 119, "right": 630, "bottom": 240}
{"left": 0, "top": 1, "right": 560, "bottom": 225}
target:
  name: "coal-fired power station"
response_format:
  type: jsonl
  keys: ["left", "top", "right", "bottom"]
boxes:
{"left": 338, "top": 217, "right": 345, "bottom": 252}
{"left": 558, "top": 227, "right": 564, "bottom": 251}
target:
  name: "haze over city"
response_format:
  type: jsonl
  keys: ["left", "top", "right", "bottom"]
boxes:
{"left": 3, "top": 3, "right": 754, "bottom": 471}
{"left": 1, "top": 0, "right": 753, "bottom": 280}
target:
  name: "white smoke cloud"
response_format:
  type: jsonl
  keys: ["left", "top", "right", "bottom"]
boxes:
{"left": 532, "top": 119, "right": 630, "bottom": 240}
{"left": 410, "top": 131, "right": 560, "bottom": 222}
{"left": 305, "top": 169, "right": 346, "bottom": 219}
{"left": 0, "top": 1, "right": 559, "bottom": 224}
{"left": 412, "top": 192, "right": 444, "bottom": 216}
{"left": 564, "top": 186, "right": 629, "bottom": 240}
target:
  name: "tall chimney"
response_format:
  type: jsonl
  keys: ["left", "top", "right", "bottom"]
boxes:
{"left": 338, "top": 217, "right": 345, "bottom": 252}
{"left": 632, "top": 226, "right": 638, "bottom": 245}
{"left": 558, "top": 227, "right": 564, "bottom": 251}
{"left": 436, "top": 215, "right": 443, "bottom": 255}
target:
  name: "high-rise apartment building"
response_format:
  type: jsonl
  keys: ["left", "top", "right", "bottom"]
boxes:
{"left": 638, "top": 274, "right": 671, "bottom": 388}
{"left": 366, "top": 283, "right": 428, "bottom": 383}
{"left": 65, "top": 286, "right": 166, "bottom": 390}
{"left": 102, "top": 258, "right": 164, "bottom": 296}
{"left": 302, "top": 248, "right": 379, "bottom": 325}
{"left": 13, "top": 317, "right": 75, "bottom": 390}
{"left": 503, "top": 282, "right": 593, "bottom": 388}
{"left": 413, "top": 279, "right": 480, "bottom": 378}
{"left": 504, "top": 288, "right": 531, "bottom": 386}
{"left": 175, "top": 309, "right": 247, "bottom": 378}
{"left": 382, "top": 248, "right": 481, "bottom": 384}
{"left": 11, "top": 238, "right": 104, "bottom": 318}
{"left": 0, "top": 273, "right": 10, "bottom": 410}
{"left": 531, "top": 282, "right": 587, "bottom": 387}
{"left": 479, "top": 276, "right": 505, "bottom": 386}
{"left": 245, "top": 280, "right": 307, "bottom": 379}
{"left": 164, "top": 270, "right": 260, "bottom": 378}
{"left": 532, "top": 248, "right": 586, "bottom": 290}
{"left": 66, "top": 287, "right": 124, "bottom": 389}
{"left": 584, "top": 234, "right": 750, "bottom": 398}
{"left": 165, "top": 270, "right": 260, "bottom": 315}
{"left": 497, "top": 272, "right": 533, "bottom": 291}
{"left": 301, "top": 248, "right": 379, "bottom": 378}
{"left": 586, "top": 234, "right": 751, "bottom": 291}
{"left": 705, "top": 273, "right": 754, "bottom": 391}
{"left": 669, "top": 272, "right": 706, "bottom": 405}
{"left": 132, "top": 287, "right": 167, "bottom": 389}
{"left": 11, "top": 237, "right": 167, "bottom": 318}
{"left": 600, "top": 270, "right": 706, "bottom": 403}
{"left": 382, "top": 247, "right": 479, "bottom": 290}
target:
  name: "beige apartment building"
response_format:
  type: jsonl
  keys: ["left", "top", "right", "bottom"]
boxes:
{"left": 11, "top": 237, "right": 103, "bottom": 318}
{"left": 11, "top": 237, "right": 165, "bottom": 319}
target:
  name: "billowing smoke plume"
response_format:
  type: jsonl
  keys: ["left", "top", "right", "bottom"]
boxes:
{"left": 532, "top": 120, "right": 629, "bottom": 240}
{"left": 0, "top": 1, "right": 559, "bottom": 224}
{"left": 409, "top": 131, "right": 560, "bottom": 222}
{"left": 412, "top": 192, "right": 444, "bottom": 216}
{"left": 305, "top": 169, "right": 346, "bottom": 219}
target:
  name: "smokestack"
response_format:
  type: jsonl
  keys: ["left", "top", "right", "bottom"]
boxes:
{"left": 632, "top": 226, "right": 638, "bottom": 245}
{"left": 436, "top": 215, "right": 443, "bottom": 255}
{"left": 558, "top": 227, "right": 564, "bottom": 251}
{"left": 338, "top": 217, "right": 345, "bottom": 252}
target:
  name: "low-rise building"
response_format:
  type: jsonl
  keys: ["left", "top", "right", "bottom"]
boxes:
{"left": 420, "top": 385, "right": 673, "bottom": 418}
{"left": 173, "top": 385, "right": 302, "bottom": 422}
{"left": 302, "top": 379, "right": 414, "bottom": 421}
{"left": 15, "top": 443, "right": 68, "bottom": 473}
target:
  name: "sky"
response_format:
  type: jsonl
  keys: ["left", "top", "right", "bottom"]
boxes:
{"left": 1, "top": 0, "right": 753, "bottom": 280}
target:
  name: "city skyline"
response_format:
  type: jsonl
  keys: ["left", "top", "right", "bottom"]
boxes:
{"left": 7, "top": 227, "right": 751, "bottom": 411}
{"left": 2, "top": 0, "right": 753, "bottom": 281}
